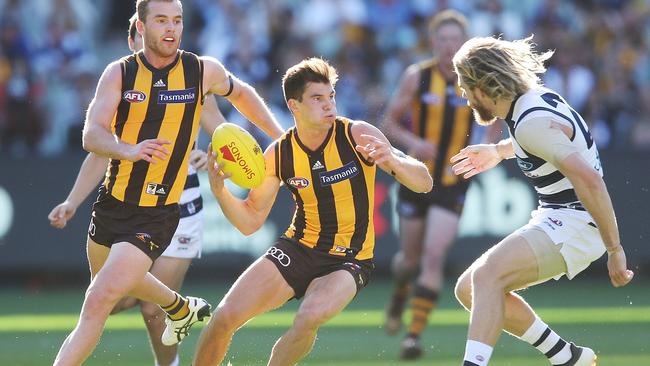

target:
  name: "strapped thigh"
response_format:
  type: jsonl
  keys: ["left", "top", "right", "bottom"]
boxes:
{"left": 517, "top": 227, "right": 568, "bottom": 283}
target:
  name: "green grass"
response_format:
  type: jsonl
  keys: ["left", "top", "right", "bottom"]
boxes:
{"left": 1, "top": 278, "right": 648, "bottom": 365}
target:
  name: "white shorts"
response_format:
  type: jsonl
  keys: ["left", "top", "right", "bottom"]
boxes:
{"left": 162, "top": 211, "right": 203, "bottom": 259}
{"left": 516, "top": 207, "right": 606, "bottom": 279}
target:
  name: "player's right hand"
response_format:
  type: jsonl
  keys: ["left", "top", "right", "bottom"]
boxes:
{"left": 125, "top": 138, "right": 172, "bottom": 163}
{"left": 450, "top": 144, "right": 502, "bottom": 179}
{"left": 607, "top": 247, "right": 634, "bottom": 287}
{"left": 48, "top": 201, "right": 77, "bottom": 229}
{"left": 408, "top": 139, "right": 437, "bottom": 160}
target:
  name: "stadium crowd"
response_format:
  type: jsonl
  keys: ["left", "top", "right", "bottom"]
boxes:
{"left": 1, "top": 0, "right": 649, "bottom": 155}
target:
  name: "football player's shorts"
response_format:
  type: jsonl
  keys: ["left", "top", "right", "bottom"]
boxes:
{"left": 88, "top": 186, "right": 180, "bottom": 260}
{"left": 515, "top": 206, "right": 606, "bottom": 280}
{"left": 264, "top": 236, "right": 374, "bottom": 299}
{"left": 162, "top": 197, "right": 203, "bottom": 259}
{"left": 397, "top": 181, "right": 470, "bottom": 217}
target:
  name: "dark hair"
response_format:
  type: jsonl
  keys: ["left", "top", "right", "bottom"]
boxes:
{"left": 128, "top": 13, "right": 137, "bottom": 41}
{"left": 136, "top": 0, "right": 182, "bottom": 23}
{"left": 282, "top": 57, "right": 339, "bottom": 102}
{"left": 428, "top": 9, "right": 468, "bottom": 37}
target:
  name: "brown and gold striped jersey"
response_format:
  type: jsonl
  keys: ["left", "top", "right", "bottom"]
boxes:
{"left": 411, "top": 59, "right": 473, "bottom": 187}
{"left": 104, "top": 50, "right": 204, "bottom": 207}
{"left": 274, "top": 118, "right": 377, "bottom": 260}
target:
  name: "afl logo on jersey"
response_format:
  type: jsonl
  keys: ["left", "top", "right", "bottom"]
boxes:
{"left": 287, "top": 177, "right": 310, "bottom": 189}
{"left": 123, "top": 90, "right": 147, "bottom": 103}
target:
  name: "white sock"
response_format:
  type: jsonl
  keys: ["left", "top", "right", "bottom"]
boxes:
{"left": 155, "top": 354, "right": 179, "bottom": 366}
{"left": 520, "top": 317, "right": 572, "bottom": 365}
{"left": 463, "top": 340, "right": 493, "bottom": 366}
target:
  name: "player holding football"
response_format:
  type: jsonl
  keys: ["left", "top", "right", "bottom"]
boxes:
{"left": 193, "top": 57, "right": 432, "bottom": 366}
{"left": 450, "top": 36, "right": 633, "bottom": 366}
{"left": 52, "top": 1, "right": 282, "bottom": 365}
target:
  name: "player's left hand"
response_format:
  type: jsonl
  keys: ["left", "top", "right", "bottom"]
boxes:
{"left": 207, "top": 143, "right": 232, "bottom": 193}
{"left": 355, "top": 134, "right": 397, "bottom": 169}
{"left": 189, "top": 149, "right": 208, "bottom": 170}
{"left": 607, "top": 246, "right": 634, "bottom": 287}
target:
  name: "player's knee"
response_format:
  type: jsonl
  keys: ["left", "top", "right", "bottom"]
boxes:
{"left": 84, "top": 286, "right": 123, "bottom": 315}
{"left": 209, "top": 304, "right": 243, "bottom": 334}
{"left": 471, "top": 262, "right": 504, "bottom": 290}
{"left": 454, "top": 272, "right": 472, "bottom": 310}
{"left": 391, "top": 253, "right": 418, "bottom": 282}
{"left": 140, "top": 301, "right": 165, "bottom": 324}
{"left": 293, "top": 306, "right": 332, "bottom": 332}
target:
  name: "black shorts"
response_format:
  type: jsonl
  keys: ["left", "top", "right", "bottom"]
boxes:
{"left": 397, "top": 182, "right": 469, "bottom": 218}
{"left": 88, "top": 186, "right": 180, "bottom": 260}
{"left": 265, "top": 237, "right": 374, "bottom": 299}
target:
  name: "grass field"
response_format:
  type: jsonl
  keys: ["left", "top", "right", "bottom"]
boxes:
{"left": 1, "top": 278, "right": 648, "bottom": 365}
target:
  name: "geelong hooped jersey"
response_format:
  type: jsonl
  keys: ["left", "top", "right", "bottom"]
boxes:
{"left": 505, "top": 88, "right": 602, "bottom": 207}
{"left": 411, "top": 59, "right": 474, "bottom": 187}
{"left": 104, "top": 50, "right": 204, "bottom": 207}
{"left": 275, "top": 118, "right": 376, "bottom": 260}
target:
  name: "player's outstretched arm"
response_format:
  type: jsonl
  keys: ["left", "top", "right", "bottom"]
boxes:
{"left": 207, "top": 143, "right": 281, "bottom": 235}
{"left": 82, "top": 62, "right": 171, "bottom": 163}
{"left": 48, "top": 153, "right": 109, "bottom": 229}
{"left": 201, "top": 57, "right": 284, "bottom": 139}
{"left": 352, "top": 121, "right": 432, "bottom": 193}
{"left": 450, "top": 138, "right": 513, "bottom": 179}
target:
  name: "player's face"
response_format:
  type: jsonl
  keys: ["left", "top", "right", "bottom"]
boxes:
{"left": 432, "top": 23, "right": 465, "bottom": 63}
{"left": 294, "top": 82, "right": 337, "bottom": 129}
{"left": 140, "top": 1, "right": 183, "bottom": 58}
{"left": 459, "top": 80, "right": 497, "bottom": 126}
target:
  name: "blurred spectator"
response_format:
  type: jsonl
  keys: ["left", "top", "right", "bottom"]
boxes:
{"left": 1, "top": 0, "right": 650, "bottom": 155}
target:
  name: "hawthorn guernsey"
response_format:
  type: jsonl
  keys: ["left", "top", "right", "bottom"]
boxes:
{"left": 212, "top": 123, "right": 266, "bottom": 189}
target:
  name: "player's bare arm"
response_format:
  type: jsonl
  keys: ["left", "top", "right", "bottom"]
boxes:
{"left": 381, "top": 65, "right": 436, "bottom": 160}
{"left": 352, "top": 121, "right": 432, "bottom": 193}
{"left": 48, "top": 152, "right": 108, "bottom": 229}
{"left": 555, "top": 152, "right": 634, "bottom": 287}
{"left": 199, "top": 94, "right": 226, "bottom": 136}
{"left": 207, "top": 143, "right": 281, "bottom": 235}
{"left": 82, "top": 61, "right": 171, "bottom": 163}
{"left": 201, "top": 57, "right": 284, "bottom": 139}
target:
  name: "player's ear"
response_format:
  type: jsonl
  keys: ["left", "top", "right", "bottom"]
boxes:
{"left": 136, "top": 19, "right": 145, "bottom": 35}
{"left": 287, "top": 99, "right": 299, "bottom": 114}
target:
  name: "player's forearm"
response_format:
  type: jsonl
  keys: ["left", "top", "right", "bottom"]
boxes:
{"left": 390, "top": 155, "right": 433, "bottom": 193}
{"left": 496, "top": 138, "right": 515, "bottom": 160}
{"left": 230, "top": 84, "right": 283, "bottom": 139}
{"left": 212, "top": 188, "right": 264, "bottom": 235}
{"left": 82, "top": 124, "right": 132, "bottom": 160}
{"left": 66, "top": 153, "right": 109, "bottom": 206}
{"left": 573, "top": 175, "right": 621, "bottom": 251}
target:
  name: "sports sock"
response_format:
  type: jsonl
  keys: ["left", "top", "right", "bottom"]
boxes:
{"left": 520, "top": 317, "right": 573, "bottom": 365}
{"left": 463, "top": 340, "right": 493, "bottom": 366}
{"left": 406, "top": 284, "right": 438, "bottom": 338}
{"left": 155, "top": 354, "right": 179, "bottom": 366}
{"left": 387, "top": 282, "right": 411, "bottom": 318}
{"left": 161, "top": 293, "right": 189, "bottom": 321}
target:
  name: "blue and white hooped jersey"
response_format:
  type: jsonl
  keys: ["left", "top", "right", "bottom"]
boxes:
{"left": 504, "top": 88, "right": 602, "bottom": 208}
{"left": 178, "top": 160, "right": 203, "bottom": 218}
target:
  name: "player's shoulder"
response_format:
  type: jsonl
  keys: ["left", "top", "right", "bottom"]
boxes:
{"left": 511, "top": 88, "right": 566, "bottom": 125}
